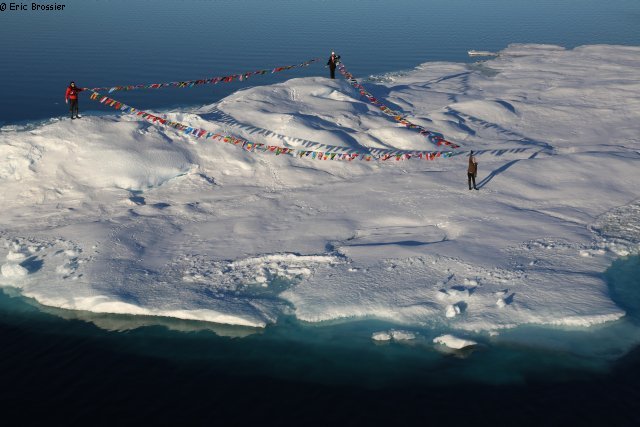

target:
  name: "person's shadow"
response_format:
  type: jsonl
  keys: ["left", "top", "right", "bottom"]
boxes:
{"left": 476, "top": 151, "right": 540, "bottom": 190}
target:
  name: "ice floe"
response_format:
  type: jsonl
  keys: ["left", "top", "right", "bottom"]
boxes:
{"left": 0, "top": 44, "right": 638, "bottom": 336}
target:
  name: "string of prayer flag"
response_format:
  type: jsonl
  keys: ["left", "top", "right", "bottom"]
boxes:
{"left": 87, "top": 91, "right": 455, "bottom": 162}
{"left": 90, "top": 58, "right": 320, "bottom": 93}
{"left": 337, "top": 63, "right": 460, "bottom": 149}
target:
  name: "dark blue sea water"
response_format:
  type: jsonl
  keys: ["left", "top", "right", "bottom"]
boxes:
{"left": 1, "top": 256, "right": 639, "bottom": 424}
{"left": 1, "top": 0, "right": 640, "bottom": 423}
{"left": 1, "top": 0, "right": 639, "bottom": 125}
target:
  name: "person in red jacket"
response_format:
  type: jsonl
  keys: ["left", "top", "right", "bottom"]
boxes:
{"left": 65, "top": 81, "right": 85, "bottom": 119}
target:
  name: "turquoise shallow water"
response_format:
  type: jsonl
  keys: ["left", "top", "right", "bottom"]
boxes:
{"left": 607, "top": 255, "right": 640, "bottom": 322}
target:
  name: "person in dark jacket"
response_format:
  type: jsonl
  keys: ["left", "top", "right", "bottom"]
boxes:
{"left": 65, "top": 81, "right": 85, "bottom": 119}
{"left": 327, "top": 51, "right": 341, "bottom": 79}
{"left": 468, "top": 151, "right": 478, "bottom": 190}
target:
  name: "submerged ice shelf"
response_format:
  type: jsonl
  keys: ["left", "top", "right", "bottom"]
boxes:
{"left": 0, "top": 45, "right": 639, "bottom": 348}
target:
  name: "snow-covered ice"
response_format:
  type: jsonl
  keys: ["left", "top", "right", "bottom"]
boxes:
{"left": 434, "top": 334, "right": 478, "bottom": 350}
{"left": 0, "top": 45, "right": 639, "bottom": 339}
{"left": 372, "top": 330, "right": 416, "bottom": 342}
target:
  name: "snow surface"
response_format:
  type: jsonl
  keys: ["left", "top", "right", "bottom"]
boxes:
{"left": 1, "top": 45, "right": 639, "bottom": 335}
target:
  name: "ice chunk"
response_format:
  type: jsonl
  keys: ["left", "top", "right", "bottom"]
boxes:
{"left": 372, "top": 331, "right": 392, "bottom": 341}
{"left": 390, "top": 330, "right": 416, "bottom": 341}
{"left": 445, "top": 304, "right": 462, "bottom": 318}
{"left": 372, "top": 329, "right": 416, "bottom": 342}
{"left": 433, "top": 334, "right": 477, "bottom": 349}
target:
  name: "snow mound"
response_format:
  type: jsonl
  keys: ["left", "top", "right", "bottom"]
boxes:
{"left": 1, "top": 263, "right": 28, "bottom": 278}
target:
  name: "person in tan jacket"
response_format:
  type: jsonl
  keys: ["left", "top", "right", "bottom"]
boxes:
{"left": 468, "top": 151, "right": 478, "bottom": 190}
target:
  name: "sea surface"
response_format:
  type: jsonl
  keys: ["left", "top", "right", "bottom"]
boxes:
{"left": 1, "top": 0, "right": 640, "bottom": 125}
{"left": 1, "top": 255, "right": 639, "bottom": 424}
{"left": 1, "top": 0, "right": 640, "bottom": 423}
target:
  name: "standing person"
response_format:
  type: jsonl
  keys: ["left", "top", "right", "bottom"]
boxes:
{"left": 468, "top": 151, "right": 479, "bottom": 190}
{"left": 65, "top": 81, "right": 85, "bottom": 119}
{"left": 327, "top": 51, "right": 341, "bottom": 79}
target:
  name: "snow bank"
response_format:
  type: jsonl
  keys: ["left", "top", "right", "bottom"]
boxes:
{"left": 0, "top": 44, "right": 639, "bottom": 336}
